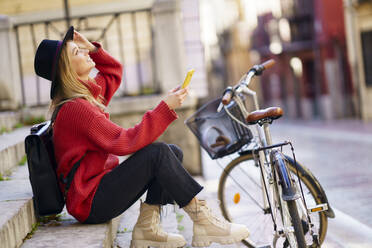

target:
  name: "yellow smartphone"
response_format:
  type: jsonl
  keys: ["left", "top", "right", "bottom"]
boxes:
{"left": 181, "top": 69, "right": 195, "bottom": 89}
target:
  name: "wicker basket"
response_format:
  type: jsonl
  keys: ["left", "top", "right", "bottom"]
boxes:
{"left": 186, "top": 98, "right": 253, "bottom": 159}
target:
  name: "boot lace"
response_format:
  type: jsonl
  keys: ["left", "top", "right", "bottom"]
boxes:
{"left": 198, "top": 201, "right": 230, "bottom": 229}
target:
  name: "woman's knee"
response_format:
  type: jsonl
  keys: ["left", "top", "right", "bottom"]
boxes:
{"left": 147, "top": 142, "right": 169, "bottom": 151}
{"left": 169, "top": 144, "right": 183, "bottom": 162}
{"left": 142, "top": 142, "right": 171, "bottom": 158}
{"left": 144, "top": 142, "right": 183, "bottom": 162}
{"left": 142, "top": 142, "right": 168, "bottom": 152}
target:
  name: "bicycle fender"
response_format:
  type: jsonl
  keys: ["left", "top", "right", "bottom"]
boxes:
{"left": 285, "top": 155, "right": 336, "bottom": 219}
{"left": 272, "top": 151, "right": 301, "bottom": 201}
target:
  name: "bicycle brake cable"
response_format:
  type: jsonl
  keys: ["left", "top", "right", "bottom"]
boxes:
{"left": 288, "top": 142, "right": 312, "bottom": 226}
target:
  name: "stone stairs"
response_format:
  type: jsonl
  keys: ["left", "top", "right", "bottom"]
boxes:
{"left": 0, "top": 110, "right": 25, "bottom": 178}
{"left": 0, "top": 127, "right": 28, "bottom": 177}
{"left": 0, "top": 165, "right": 36, "bottom": 248}
{"left": 0, "top": 111, "right": 21, "bottom": 133}
{"left": 0, "top": 111, "right": 122, "bottom": 248}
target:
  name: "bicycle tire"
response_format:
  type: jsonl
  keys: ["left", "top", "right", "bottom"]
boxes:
{"left": 217, "top": 153, "right": 328, "bottom": 247}
{"left": 286, "top": 200, "right": 307, "bottom": 248}
{"left": 285, "top": 156, "right": 329, "bottom": 245}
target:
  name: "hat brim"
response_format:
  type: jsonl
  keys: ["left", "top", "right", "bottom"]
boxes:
{"left": 50, "top": 26, "right": 74, "bottom": 99}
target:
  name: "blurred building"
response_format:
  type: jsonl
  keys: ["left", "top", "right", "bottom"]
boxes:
{"left": 344, "top": 0, "right": 372, "bottom": 121}
{"left": 198, "top": 0, "right": 257, "bottom": 102}
{"left": 251, "top": 0, "right": 354, "bottom": 120}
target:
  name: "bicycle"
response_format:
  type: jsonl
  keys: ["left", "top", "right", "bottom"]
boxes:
{"left": 186, "top": 60, "right": 335, "bottom": 248}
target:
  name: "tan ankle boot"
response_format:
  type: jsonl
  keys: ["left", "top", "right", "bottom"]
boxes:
{"left": 130, "top": 202, "right": 186, "bottom": 248}
{"left": 183, "top": 199, "right": 249, "bottom": 247}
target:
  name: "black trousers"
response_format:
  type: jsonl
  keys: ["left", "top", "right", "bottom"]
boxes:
{"left": 84, "top": 142, "right": 203, "bottom": 224}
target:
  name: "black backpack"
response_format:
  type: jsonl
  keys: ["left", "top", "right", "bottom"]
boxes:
{"left": 24, "top": 105, "right": 83, "bottom": 217}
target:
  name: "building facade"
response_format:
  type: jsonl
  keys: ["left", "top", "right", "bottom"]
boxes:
{"left": 344, "top": 0, "right": 372, "bottom": 121}
{"left": 251, "top": 0, "right": 355, "bottom": 120}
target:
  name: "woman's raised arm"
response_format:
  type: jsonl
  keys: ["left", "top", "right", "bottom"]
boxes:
{"left": 74, "top": 30, "right": 123, "bottom": 105}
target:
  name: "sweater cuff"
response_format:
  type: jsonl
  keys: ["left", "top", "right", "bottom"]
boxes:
{"left": 89, "top": 42, "right": 104, "bottom": 57}
{"left": 155, "top": 100, "right": 178, "bottom": 121}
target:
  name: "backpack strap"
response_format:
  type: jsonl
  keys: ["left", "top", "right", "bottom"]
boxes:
{"left": 60, "top": 154, "right": 86, "bottom": 195}
{"left": 51, "top": 102, "right": 86, "bottom": 197}
{"left": 51, "top": 104, "right": 64, "bottom": 124}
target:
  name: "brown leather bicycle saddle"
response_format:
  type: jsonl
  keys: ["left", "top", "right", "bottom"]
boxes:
{"left": 246, "top": 107, "right": 283, "bottom": 124}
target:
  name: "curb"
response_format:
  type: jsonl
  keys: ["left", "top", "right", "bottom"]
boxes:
{"left": 21, "top": 212, "right": 122, "bottom": 248}
{"left": 0, "top": 164, "right": 123, "bottom": 248}
{"left": 0, "top": 199, "right": 35, "bottom": 248}
{"left": 0, "top": 142, "right": 25, "bottom": 176}
{"left": 0, "top": 127, "right": 29, "bottom": 176}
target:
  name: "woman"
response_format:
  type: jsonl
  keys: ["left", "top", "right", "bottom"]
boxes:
{"left": 34, "top": 26, "right": 249, "bottom": 248}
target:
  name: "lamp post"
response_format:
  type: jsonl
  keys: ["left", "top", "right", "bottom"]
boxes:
{"left": 63, "top": 0, "right": 71, "bottom": 29}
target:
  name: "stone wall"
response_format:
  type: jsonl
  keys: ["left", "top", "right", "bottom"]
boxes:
{"left": 0, "top": 0, "right": 133, "bottom": 15}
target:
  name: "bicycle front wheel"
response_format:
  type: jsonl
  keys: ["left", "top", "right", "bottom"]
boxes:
{"left": 218, "top": 153, "right": 328, "bottom": 247}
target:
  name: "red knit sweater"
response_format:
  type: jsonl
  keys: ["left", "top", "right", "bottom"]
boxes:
{"left": 53, "top": 43, "right": 178, "bottom": 222}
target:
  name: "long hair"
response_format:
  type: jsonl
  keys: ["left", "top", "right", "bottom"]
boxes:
{"left": 49, "top": 43, "right": 106, "bottom": 115}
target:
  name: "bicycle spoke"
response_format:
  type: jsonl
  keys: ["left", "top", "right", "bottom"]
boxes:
{"left": 215, "top": 157, "right": 265, "bottom": 210}
{"left": 237, "top": 163, "right": 262, "bottom": 189}
{"left": 225, "top": 167, "right": 264, "bottom": 210}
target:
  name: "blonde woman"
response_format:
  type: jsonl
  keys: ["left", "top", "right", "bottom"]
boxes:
{"left": 34, "top": 26, "right": 249, "bottom": 248}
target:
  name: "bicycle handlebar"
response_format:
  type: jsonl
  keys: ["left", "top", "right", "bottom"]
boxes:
{"left": 222, "top": 87, "right": 233, "bottom": 105}
{"left": 261, "top": 59, "right": 275, "bottom": 70}
{"left": 251, "top": 59, "right": 276, "bottom": 76}
{"left": 221, "top": 59, "right": 275, "bottom": 106}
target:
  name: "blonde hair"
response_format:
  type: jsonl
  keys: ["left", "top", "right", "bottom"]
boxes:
{"left": 49, "top": 43, "right": 106, "bottom": 115}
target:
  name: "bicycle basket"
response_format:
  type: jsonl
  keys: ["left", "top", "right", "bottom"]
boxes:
{"left": 185, "top": 97, "right": 253, "bottom": 159}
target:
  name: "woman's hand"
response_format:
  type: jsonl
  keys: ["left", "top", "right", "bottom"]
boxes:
{"left": 163, "top": 86, "right": 189, "bottom": 110}
{"left": 73, "top": 30, "right": 97, "bottom": 52}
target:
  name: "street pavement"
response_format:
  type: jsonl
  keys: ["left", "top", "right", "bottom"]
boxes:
{"left": 116, "top": 119, "right": 372, "bottom": 248}
{"left": 200, "top": 119, "right": 372, "bottom": 247}
{"left": 270, "top": 120, "right": 372, "bottom": 247}
{"left": 269, "top": 120, "right": 372, "bottom": 228}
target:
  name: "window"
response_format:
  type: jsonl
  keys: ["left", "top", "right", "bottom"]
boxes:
{"left": 361, "top": 31, "right": 372, "bottom": 87}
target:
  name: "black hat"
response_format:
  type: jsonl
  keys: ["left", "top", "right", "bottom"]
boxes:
{"left": 34, "top": 26, "right": 74, "bottom": 99}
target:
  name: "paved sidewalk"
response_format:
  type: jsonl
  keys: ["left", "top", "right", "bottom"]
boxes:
{"left": 278, "top": 119, "right": 372, "bottom": 134}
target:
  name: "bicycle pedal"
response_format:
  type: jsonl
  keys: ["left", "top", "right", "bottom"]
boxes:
{"left": 308, "top": 203, "right": 328, "bottom": 213}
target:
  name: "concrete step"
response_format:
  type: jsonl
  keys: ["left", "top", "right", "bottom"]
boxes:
{"left": 0, "top": 165, "right": 35, "bottom": 248}
{"left": 0, "top": 126, "right": 29, "bottom": 176}
{"left": 0, "top": 111, "right": 21, "bottom": 132}
{"left": 21, "top": 211, "right": 122, "bottom": 248}
{"left": 0, "top": 163, "right": 123, "bottom": 248}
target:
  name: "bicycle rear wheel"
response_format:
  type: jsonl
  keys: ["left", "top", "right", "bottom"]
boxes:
{"left": 285, "top": 200, "right": 307, "bottom": 247}
{"left": 218, "top": 153, "right": 328, "bottom": 247}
